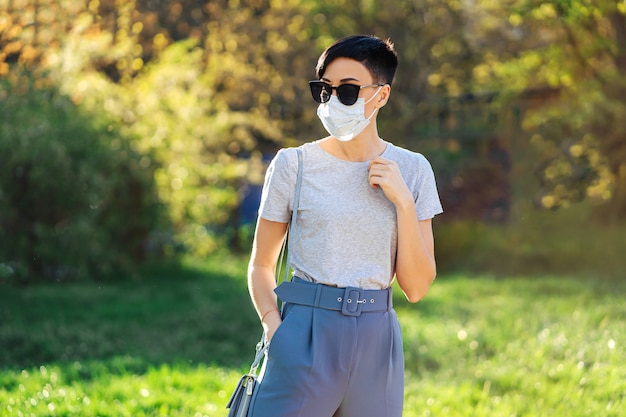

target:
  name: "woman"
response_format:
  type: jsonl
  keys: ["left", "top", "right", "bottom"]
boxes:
{"left": 247, "top": 34, "right": 443, "bottom": 417}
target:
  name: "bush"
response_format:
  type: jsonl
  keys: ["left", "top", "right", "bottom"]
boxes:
{"left": 0, "top": 84, "right": 164, "bottom": 283}
{"left": 434, "top": 203, "right": 626, "bottom": 280}
{"left": 48, "top": 37, "right": 277, "bottom": 257}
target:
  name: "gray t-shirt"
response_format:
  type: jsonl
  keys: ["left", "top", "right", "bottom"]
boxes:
{"left": 258, "top": 141, "right": 443, "bottom": 290}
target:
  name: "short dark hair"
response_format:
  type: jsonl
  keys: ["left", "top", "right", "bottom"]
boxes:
{"left": 315, "top": 35, "right": 398, "bottom": 85}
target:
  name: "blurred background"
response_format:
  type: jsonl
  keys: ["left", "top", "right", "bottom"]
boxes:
{"left": 1, "top": 2, "right": 625, "bottom": 416}
{"left": 1, "top": 0, "right": 624, "bottom": 282}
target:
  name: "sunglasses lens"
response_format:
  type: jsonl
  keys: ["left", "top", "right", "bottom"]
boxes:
{"left": 309, "top": 82, "right": 331, "bottom": 104}
{"left": 309, "top": 82, "right": 361, "bottom": 105}
{"left": 336, "top": 84, "right": 360, "bottom": 106}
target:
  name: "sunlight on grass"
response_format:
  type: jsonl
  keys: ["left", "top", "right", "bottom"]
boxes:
{"left": 0, "top": 360, "right": 242, "bottom": 416}
{"left": 397, "top": 276, "right": 626, "bottom": 417}
{"left": 1, "top": 262, "right": 625, "bottom": 416}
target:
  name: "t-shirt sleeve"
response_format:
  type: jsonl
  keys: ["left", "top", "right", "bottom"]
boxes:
{"left": 414, "top": 154, "right": 444, "bottom": 220}
{"left": 258, "top": 148, "right": 297, "bottom": 223}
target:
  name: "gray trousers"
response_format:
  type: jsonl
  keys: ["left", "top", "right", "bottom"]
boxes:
{"left": 249, "top": 279, "right": 404, "bottom": 417}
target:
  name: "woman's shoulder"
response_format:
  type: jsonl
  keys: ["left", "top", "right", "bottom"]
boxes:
{"left": 270, "top": 146, "right": 301, "bottom": 171}
{"left": 274, "top": 142, "right": 323, "bottom": 166}
{"left": 384, "top": 142, "right": 432, "bottom": 168}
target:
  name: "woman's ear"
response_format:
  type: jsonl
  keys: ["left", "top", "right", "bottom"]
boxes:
{"left": 376, "top": 84, "right": 392, "bottom": 108}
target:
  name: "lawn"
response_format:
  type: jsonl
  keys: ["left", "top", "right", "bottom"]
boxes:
{"left": 0, "top": 255, "right": 624, "bottom": 416}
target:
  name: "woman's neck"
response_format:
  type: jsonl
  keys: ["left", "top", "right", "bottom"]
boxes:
{"left": 318, "top": 134, "right": 387, "bottom": 162}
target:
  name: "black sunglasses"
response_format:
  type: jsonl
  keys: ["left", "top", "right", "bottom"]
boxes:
{"left": 309, "top": 81, "right": 384, "bottom": 106}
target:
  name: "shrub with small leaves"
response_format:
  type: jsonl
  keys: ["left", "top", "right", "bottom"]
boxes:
{"left": 0, "top": 83, "right": 165, "bottom": 283}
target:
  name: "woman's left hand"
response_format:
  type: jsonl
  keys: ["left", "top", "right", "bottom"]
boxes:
{"left": 368, "top": 157, "right": 414, "bottom": 207}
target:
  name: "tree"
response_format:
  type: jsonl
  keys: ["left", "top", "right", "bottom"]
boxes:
{"left": 465, "top": 0, "right": 626, "bottom": 221}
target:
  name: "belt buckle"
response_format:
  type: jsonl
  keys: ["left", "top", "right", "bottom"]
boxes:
{"left": 341, "top": 286, "right": 365, "bottom": 317}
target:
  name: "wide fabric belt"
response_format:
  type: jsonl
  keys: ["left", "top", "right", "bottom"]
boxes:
{"left": 274, "top": 277, "right": 392, "bottom": 317}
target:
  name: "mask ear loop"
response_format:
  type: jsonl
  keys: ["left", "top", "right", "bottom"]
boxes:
{"left": 364, "top": 86, "right": 383, "bottom": 105}
{"left": 364, "top": 86, "right": 383, "bottom": 119}
{"left": 366, "top": 107, "right": 379, "bottom": 120}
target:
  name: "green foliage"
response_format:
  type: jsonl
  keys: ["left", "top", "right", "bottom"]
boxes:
{"left": 3, "top": 0, "right": 626, "bottom": 274}
{"left": 0, "top": 84, "right": 163, "bottom": 282}
{"left": 44, "top": 13, "right": 290, "bottom": 256}
{"left": 0, "top": 257, "right": 624, "bottom": 416}
{"left": 466, "top": 0, "right": 626, "bottom": 219}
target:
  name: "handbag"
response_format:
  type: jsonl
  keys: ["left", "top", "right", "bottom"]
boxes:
{"left": 225, "top": 342, "right": 264, "bottom": 417}
{"left": 226, "top": 148, "right": 303, "bottom": 417}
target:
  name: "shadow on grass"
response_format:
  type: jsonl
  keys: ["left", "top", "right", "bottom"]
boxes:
{"left": 0, "top": 255, "right": 261, "bottom": 373}
{"left": 3, "top": 260, "right": 624, "bottom": 377}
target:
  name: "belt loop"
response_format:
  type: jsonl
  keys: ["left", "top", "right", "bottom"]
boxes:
{"left": 313, "top": 283, "right": 322, "bottom": 308}
{"left": 387, "top": 287, "right": 393, "bottom": 310}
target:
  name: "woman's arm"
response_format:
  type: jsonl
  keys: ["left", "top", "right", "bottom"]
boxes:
{"left": 248, "top": 217, "right": 289, "bottom": 341}
{"left": 368, "top": 157, "right": 436, "bottom": 303}
{"left": 394, "top": 209, "right": 436, "bottom": 303}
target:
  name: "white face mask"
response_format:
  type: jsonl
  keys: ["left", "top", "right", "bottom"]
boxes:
{"left": 316, "top": 87, "right": 382, "bottom": 142}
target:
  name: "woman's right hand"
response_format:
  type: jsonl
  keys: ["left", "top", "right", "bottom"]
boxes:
{"left": 262, "top": 310, "right": 282, "bottom": 343}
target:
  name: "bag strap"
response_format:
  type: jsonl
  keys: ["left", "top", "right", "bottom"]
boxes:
{"left": 250, "top": 147, "right": 303, "bottom": 374}
{"left": 276, "top": 147, "right": 303, "bottom": 285}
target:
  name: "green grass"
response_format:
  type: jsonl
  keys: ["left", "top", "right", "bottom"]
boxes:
{"left": 398, "top": 276, "right": 626, "bottom": 416}
{"left": 1, "top": 256, "right": 625, "bottom": 416}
